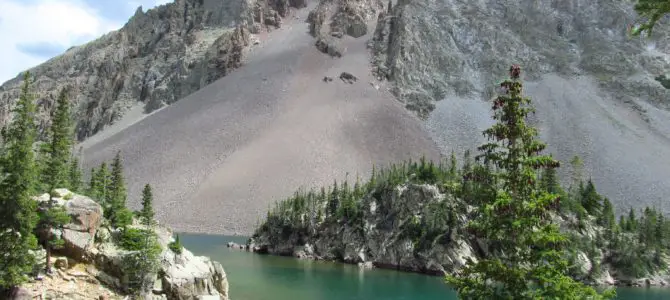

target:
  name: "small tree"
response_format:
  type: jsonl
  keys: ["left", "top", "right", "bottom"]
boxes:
{"left": 68, "top": 156, "right": 82, "bottom": 193}
{"left": 94, "top": 162, "right": 110, "bottom": 208}
{"left": 139, "top": 184, "right": 154, "bottom": 227}
{"left": 38, "top": 206, "right": 70, "bottom": 274}
{"left": 631, "top": 0, "right": 670, "bottom": 36}
{"left": 123, "top": 184, "right": 160, "bottom": 296}
{"left": 169, "top": 234, "right": 183, "bottom": 255}
{"left": 445, "top": 65, "right": 614, "bottom": 299}
{"left": 109, "top": 152, "right": 129, "bottom": 228}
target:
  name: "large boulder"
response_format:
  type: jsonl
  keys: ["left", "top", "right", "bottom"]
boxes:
{"left": 61, "top": 193, "right": 104, "bottom": 262}
{"left": 160, "top": 247, "right": 229, "bottom": 300}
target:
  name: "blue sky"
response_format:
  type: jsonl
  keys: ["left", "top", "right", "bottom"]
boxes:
{"left": 0, "top": 0, "right": 172, "bottom": 83}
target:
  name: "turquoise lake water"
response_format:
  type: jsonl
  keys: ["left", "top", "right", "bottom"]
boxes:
{"left": 180, "top": 233, "right": 670, "bottom": 300}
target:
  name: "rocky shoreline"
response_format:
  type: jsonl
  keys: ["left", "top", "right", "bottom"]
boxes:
{"left": 12, "top": 189, "right": 229, "bottom": 300}
{"left": 247, "top": 183, "right": 670, "bottom": 290}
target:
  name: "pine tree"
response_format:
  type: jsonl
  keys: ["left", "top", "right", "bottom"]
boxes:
{"left": 38, "top": 206, "right": 70, "bottom": 274}
{"left": 108, "top": 152, "right": 129, "bottom": 228}
{"left": 448, "top": 151, "right": 458, "bottom": 180}
{"left": 124, "top": 184, "right": 160, "bottom": 296}
{"left": 43, "top": 88, "right": 73, "bottom": 195}
{"left": 631, "top": 0, "right": 670, "bottom": 36}
{"left": 539, "top": 166, "right": 560, "bottom": 194}
{"left": 94, "top": 162, "right": 110, "bottom": 207}
{"left": 445, "top": 65, "right": 614, "bottom": 299}
{"left": 87, "top": 167, "right": 97, "bottom": 196}
{"left": 599, "top": 198, "right": 616, "bottom": 229}
{"left": 628, "top": 208, "right": 638, "bottom": 231}
{"left": 0, "top": 72, "right": 40, "bottom": 290}
{"left": 68, "top": 156, "right": 82, "bottom": 193}
{"left": 581, "top": 179, "right": 602, "bottom": 216}
{"left": 139, "top": 184, "right": 154, "bottom": 227}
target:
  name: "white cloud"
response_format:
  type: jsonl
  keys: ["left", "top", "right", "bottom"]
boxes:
{"left": 0, "top": 0, "right": 173, "bottom": 84}
{"left": 0, "top": 0, "right": 122, "bottom": 83}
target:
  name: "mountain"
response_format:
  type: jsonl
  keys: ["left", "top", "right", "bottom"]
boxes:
{"left": 0, "top": 0, "right": 305, "bottom": 140}
{"left": 0, "top": 0, "right": 668, "bottom": 234}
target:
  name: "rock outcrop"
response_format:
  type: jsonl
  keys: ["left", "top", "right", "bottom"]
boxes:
{"left": 0, "top": 0, "right": 308, "bottom": 141}
{"left": 28, "top": 189, "right": 229, "bottom": 300}
{"left": 251, "top": 184, "right": 476, "bottom": 275}
{"left": 250, "top": 182, "right": 670, "bottom": 287}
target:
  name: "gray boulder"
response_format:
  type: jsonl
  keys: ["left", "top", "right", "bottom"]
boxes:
{"left": 315, "top": 37, "right": 344, "bottom": 58}
{"left": 160, "top": 247, "right": 229, "bottom": 300}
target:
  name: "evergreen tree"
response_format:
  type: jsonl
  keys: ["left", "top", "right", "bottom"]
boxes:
{"left": 94, "top": 162, "right": 110, "bottom": 207}
{"left": 631, "top": 0, "right": 670, "bottom": 36}
{"left": 87, "top": 167, "right": 96, "bottom": 196}
{"left": 37, "top": 206, "right": 70, "bottom": 274}
{"left": 448, "top": 151, "right": 458, "bottom": 180}
{"left": 108, "top": 152, "right": 128, "bottom": 227}
{"left": 445, "top": 65, "right": 614, "bottom": 299}
{"left": 0, "top": 72, "right": 40, "bottom": 290}
{"left": 43, "top": 88, "right": 73, "bottom": 194}
{"left": 68, "top": 156, "right": 82, "bottom": 193}
{"left": 139, "top": 184, "right": 155, "bottom": 227}
{"left": 599, "top": 198, "right": 616, "bottom": 231}
{"left": 581, "top": 179, "right": 602, "bottom": 216}
{"left": 628, "top": 208, "right": 638, "bottom": 232}
{"left": 539, "top": 165, "right": 562, "bottom": 195}
{"left": 123, "top": 185, "right": 160, "bottom": 296}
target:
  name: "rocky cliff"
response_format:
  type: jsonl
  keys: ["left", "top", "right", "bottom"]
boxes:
{"left": 0, "top": 0, "right": 307, "bottom": 141}
{"left": 368, "top": 0, "right": 670, "bottom": 117}
{"left": 22, "top": 189, "right": 229, "bottom": 300}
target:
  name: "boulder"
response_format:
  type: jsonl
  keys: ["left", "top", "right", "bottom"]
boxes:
{"left": 7, "top": 287, "right": 32, "bottom": 300}
{"left": 160, "top": 247, "right": 229, "bottom": 300}
{"left": 315, "top": 37, "right": 343, "bottom": 58}
{"left": 55, "top": 193, "right": 104, "bottom": 262}
{"left": 339, "top": 72, "right": 357, "bottom": 84}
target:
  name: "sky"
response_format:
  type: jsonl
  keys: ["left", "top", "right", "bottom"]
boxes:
{"left": 0, "top": 0, "right": 173, "bottom": 84}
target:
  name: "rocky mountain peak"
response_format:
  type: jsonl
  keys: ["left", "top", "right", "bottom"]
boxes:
{"left": 0, "top": 0, "right": 307, "bottom": 141}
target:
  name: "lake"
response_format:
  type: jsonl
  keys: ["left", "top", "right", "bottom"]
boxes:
{"left": 180, "top": 233, "right": 670, "bottom": 300}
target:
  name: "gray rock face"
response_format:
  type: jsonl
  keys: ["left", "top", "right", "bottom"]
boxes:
{"left": 0, "top": 0, "right": 306, "bottom": 141}
{"left": 308, "top": 0, "right": 383, "bottom": 38}
{"left": 370, "top": 0, "right": 670, "bottom": 117}
{"left": 252, "top": 184, "right": 475, "bottom": 275}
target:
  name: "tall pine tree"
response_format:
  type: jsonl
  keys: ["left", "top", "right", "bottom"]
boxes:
{"left": 139, "top": 184, "right": 155, "bottom": 227}
{"left": 108, "top": 151, "right": 130, "bottom": 228}
{"left": 43, "top": 88, "right": 73, "bottom": 194}
{"left": 94, "top": 162, "right": 110, "bottom": 207}
{"left": 445, "top": 65, "right": 614, "bottom": 299}
{"left": 0, "top": 72, "right": 40, "bottom": 290}
{"left": 68, "top": 156, "right": 82, "bottom": 193}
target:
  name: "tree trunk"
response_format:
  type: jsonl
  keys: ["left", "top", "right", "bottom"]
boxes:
{"left": 45, "top": 244, "right": 52, "bottom": 274}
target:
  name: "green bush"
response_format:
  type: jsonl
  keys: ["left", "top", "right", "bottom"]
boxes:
{"left": 168, "top": 234, "right": 183, "bottom": 255}
{"left": 113, "top": 208, "right": 134, "bottom": 229}
{"left": 119, "top": 228, "right": 148, "bottom": 251}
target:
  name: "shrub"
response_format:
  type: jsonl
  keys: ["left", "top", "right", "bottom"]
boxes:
{"left": 168, "top": 234, "right": 183, "bottom": 255}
